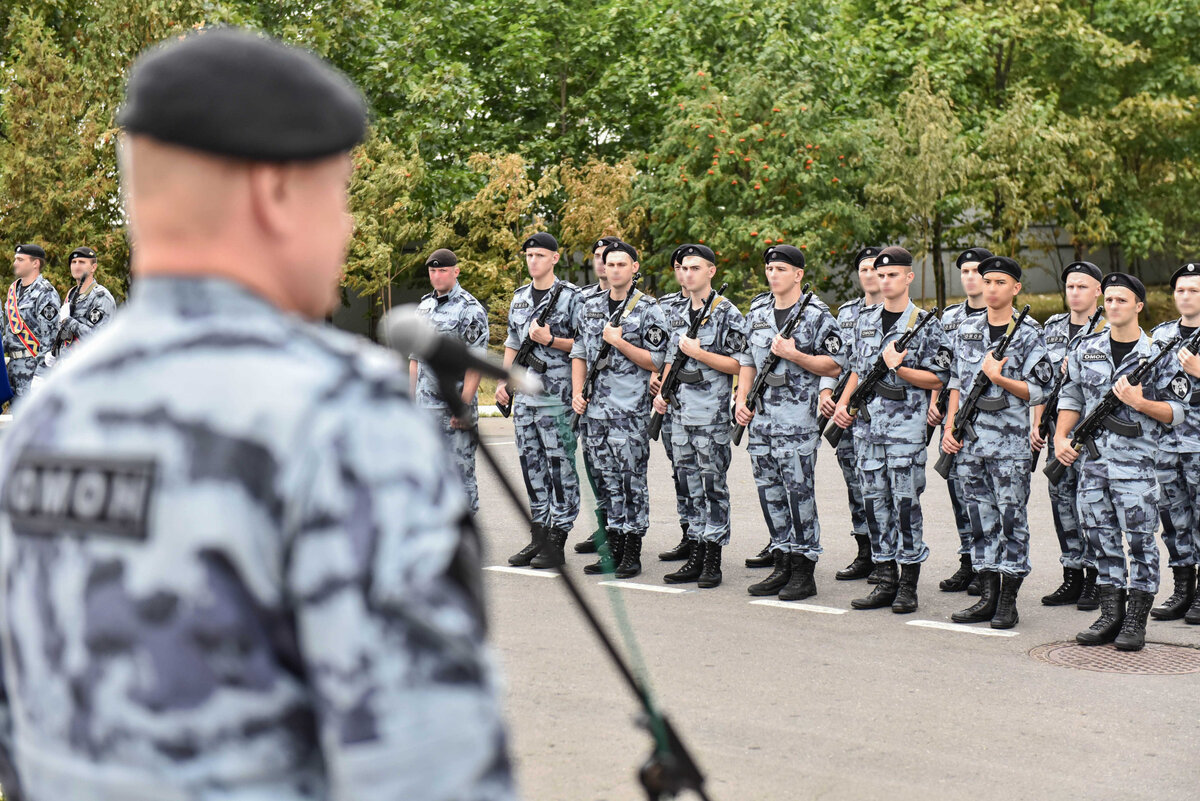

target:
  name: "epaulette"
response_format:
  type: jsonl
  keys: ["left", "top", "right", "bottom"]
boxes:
{"left": 1020, "top": 315, "right": 1042, "bottom": 329}
{"left": 838, "top": 296, "right": 864, "bottom": 314}
{"left": 750, "top": 291, "right": 773, "bottom": 309}
{"left": 1152, "top": 319, "right": 1179, "bottom": 333}
{"left": 942, "top": 301, "right": 963, "bottom": 313}
{"left": 420, "top": 290, "right": 435, "bottom": 301}
{"left": 516, "top": 281, "right": 531, "bottom": 293}
{"left": 1044, "top": 311, "right": 1069, "bottom": 325}
{"left": 1079, "top": 329, "right": 1108, "bottom": 343}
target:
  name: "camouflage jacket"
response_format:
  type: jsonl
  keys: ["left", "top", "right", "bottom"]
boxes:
{"left": 414, "top": 282, "right": 489, "bottom": 414}
{"left": 3, "top": 275, "right": 61, "bottom": 366}
{"left": 504, "top": 278, "right": 580, "bottom": 408}
{"left": 819, "top": 296, "right": 874, "bottom": 394}
{"left": 1152, "top": 318, "right": 1200, "bottom": 454}
{"left": 663, "top": 294, "right": 749, "bottom": 427}
{"left": 570, "top": 289, "right": 667, "bottom": 420}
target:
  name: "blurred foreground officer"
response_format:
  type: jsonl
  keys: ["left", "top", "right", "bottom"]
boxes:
{"left": 34, "top": 247, "right": 117, "bottom": 382}
{"left": 4, "top": 244, "right": 60, "bottom": 399}
{"left": 0, "top": 29, "right": 514, "bottom": 801}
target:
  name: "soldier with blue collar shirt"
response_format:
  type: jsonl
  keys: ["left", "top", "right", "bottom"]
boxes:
{"left": 34, "top": 246, "right": 118, "bottom": 382}
{"left": 734, "top": 245, "right": 843, "bottom": 599}
{"left": 410, "top": 247, "right": 490, "bottom": 513}
{"left": 499, "top": 232, "right": 582, "bottom": 569}
{"left": 941, "top": 256, "right": 1054, "bottom": 629}
{"left": 831, "top": 246, "right": 951, "bottom": 615}
{"left": 1148, "top": 261, "right": 1200, "bottom": 624}
{"left": 571, "top": 241, "right": 668, "bottom": 578}
{"left": 1055, "top": 272, "right": 1188, "bottom": 652}
{"left": 927, "top": 247, "right": 991, "bottom": 595}
{"left": 4, "top": 243, "right": 61, "bottom": 399}
{"left": 1032, "top": 261, "right": 1106, "bottom": 610}
{"left": 653, "top": 244, "right": 749, "bottom": 588}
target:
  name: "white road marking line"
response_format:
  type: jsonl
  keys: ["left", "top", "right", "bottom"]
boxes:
{"left": 484, "top": 566, "right": 559, "bottom": 578}
{"left": 483, "top": 440, "right": 515, "bottom": 446}
{"left": 598, "top": 581, "right": 692, "bottom": 594}
{"left": 749, "top": 600, "right": 847, "bottom": 615}
{"left": 906, "top": 620, "right": 1019, "bottom": 637}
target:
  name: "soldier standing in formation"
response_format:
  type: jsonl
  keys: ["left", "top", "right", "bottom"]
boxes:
{"left": 34, "top": 246, "right": 118, "bottom": 385}
{"left": 4, "top": 243, "right": 61, "bottom": 399}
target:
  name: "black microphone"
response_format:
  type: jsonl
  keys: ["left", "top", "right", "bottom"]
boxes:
{"left": 380, "top": 305, "right": 544, "bottom": 396}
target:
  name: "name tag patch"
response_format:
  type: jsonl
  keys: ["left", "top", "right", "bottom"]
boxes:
{"left": 1082, "top": 352, "right": 1107, "bottom": 362}
{"left": 960, "top": 332, "right": 983, "bottom": 341}
{"left": 860, "top": 328, "right": 877, "bottom": 337}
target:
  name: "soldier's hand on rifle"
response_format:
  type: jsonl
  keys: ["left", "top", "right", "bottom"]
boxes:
{"left": 495, "top": 380, "right": 510, "bottom": 406}
{"left": 927, "top": 402, "right": 944, "bottom": 427}
{"left": 1180, "top": 347, "right": 1200, "bottom": 379}
{"left": 601, "top": 323, "right": 624, "bottom": 347}
{"left": 652, "top": 394, "right": 669, "bottom": 415}
{"left": 734, "top": 399, "right": 754, "bottom": 426}
{"left": 649, "top": 372, "right": 664, "bottom": 396}
{"left": 770, "top": 334, "right": 798, "bottom": 359}
{"left": 1113, "top": 374, "right": 1144, "bottom": 408}
{"left": 572, "top": 393, "right": 588, "bottom": 416}
{"left": 528, "top": 320, "right": 553, "bottom": 345}
{"left": 1030, "top": 427, "right": 1046, "bottom": 452}
{"left": 1054, "top": 434, "right": 1079, "bottom": 467}
{"left": 1060, "top": 356, "right": 1069, "bottom": 376}
{"left": 882, "top": 342, "right": 906, "bottom": 370}
{"left": 818, "top": 389, "right": 836, "bottom": 419}
{"left": 58, "top": 302, "right": 71, "bottom": 324}
{"left": 982, "top": 352, "right": 1008, "bottom": 381}
{"left": 832, "top": 403, "right": 854, "bottom": 429}
{"left": 941, "top": 426, "right": 963, "bottom": 455}
{"left": 678, "top": 335, "right": 702, "bottom": 358}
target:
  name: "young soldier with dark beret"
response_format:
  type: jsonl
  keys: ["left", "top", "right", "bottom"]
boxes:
{"left": 34, "top": 246, "right": 118, "bottom": 384}
{"left": 941, "top": 256, "right": 1054, "bottom": 629}
{"left": 4, "top": 243, "right": 61, "bottom": 399}
{"left": 735, "top": 245, "right": 842, "bottom": 599}
{"left": 831, "top": 246, "right": 951, "bottom": 615}
{"left": 1056, "top": 272, "right": 1188, "bottom": 651}
{"left": 1032, "top": 261, "right": 1106, "bottom": 609}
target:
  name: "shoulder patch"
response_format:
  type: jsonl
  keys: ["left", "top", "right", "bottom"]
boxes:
{"left": 40, "top": 304, "right": 56, "bottom": 322}
{"left": 821, "top": 331, "right": 844, "bottom": 355}
{"left": 1033, "top": 358, "right": 1054, "bottom": 384}
{"left": 932, "top": 346, "right": 953, "bottom": 371}
{"left": 1169, "top": 372, "right": 1192, "bottom": 401}
{"left": 725, "top": 329, "right": 747, "bottom": 353}
{"left": 838, "top": 297, "right": 863, "bottom": 313}
{"left": 87, "top": 307, "right": 105, "bottom": 325}
{"left": 644, "top": 324, "right": 667, "bottom": 348}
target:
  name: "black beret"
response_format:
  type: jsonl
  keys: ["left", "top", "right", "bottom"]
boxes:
{"left": 1061, "top": 261, "right": 1102, "bottom": 284}
{"left": 425, "top": 248, "right": 458, "bottom": 268}
{"left": 118, "top": 28, "right": 367, "bottom": 162}
{"left": 603, "top": 241, "right": 639, "bottom": 264}
{"left": 1101, "top": 272, "right": 1146, "bottom": 302}
{"left": 1170, "top": 261, "right": 1200, "bottom": 290}
{"left": 853, "top": 247, "right": 881, "bottom": 268}
{"left": 69, "top": 246, "right": 97, "bottom": 261}
{"left": 956, "top": 247, "right": 993, "bottom": 269}
{"left": 14, "top": 244, "right": 46, "bottom": 260}
{"left": 522, "top": 232, "right": 558, "bottom": 252}
{"left": 593, "top": 236, "right": 621, "bottom": 253}
{"left": 670, "top": 245, "right": 688, "bottom": 267}
{"left": 677, "top": 243, "right": 716, "bottom": 264}
{"left": 875, "top": 246, "right": 913, "bottom": 268}
{"left": 763, "top": 244, "right": 805, "bottom": 270}
{"left": 977, "top": 255, "right": 1021, "bottom": 281}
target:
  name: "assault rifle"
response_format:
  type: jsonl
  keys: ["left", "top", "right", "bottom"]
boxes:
{"left": 497, "top": 280, "right": 566, "bottom": 417}
{"left": 1030, "top": 307, "right": 1104, "bottom": 470}
{"left": 570, "top": 273, "right": 643, "bottom": 432}
{"left": 648, "top": 283, "right": 728, "bottom": 441}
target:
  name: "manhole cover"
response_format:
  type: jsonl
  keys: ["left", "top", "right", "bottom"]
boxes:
{"left": 1029, "top": 641, "right": 1200, "bottom": 675}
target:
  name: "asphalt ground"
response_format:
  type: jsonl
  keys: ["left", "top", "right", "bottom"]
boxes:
{"left": 472, "top": 417, "right": 1200, "bottom": 801}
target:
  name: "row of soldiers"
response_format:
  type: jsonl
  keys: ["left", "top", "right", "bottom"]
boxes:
{"left": 4, "top": 243, "right": 117, "bottom": 400}
{"left": 412, "top": 236, "right": 1200, "bottom": 654}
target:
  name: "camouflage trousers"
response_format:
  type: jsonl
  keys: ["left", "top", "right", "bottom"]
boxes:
{"left": 6, "top": 354, "right": 37, "bottom": 398}
{"left": 515, "top": 402, "right": 580, "bottom": 530}
{"left": 750, "top": 434, "right": 821, "bottom": 558}
{"left": 835, "top": 428, "right": 868, "bottom": 537}
{"left": 659, "top": 415, "right": 689, "bottom": 527}
{"left": 955, "top": 452, "right": 1033, "bottom": 577}
{"left": 1046, "top": 437, "right": 1093, "bottom": 569}
{"left": 858, "top": 443, "right": 929, "bottom": 565}
{"left": 672, "top": 422, "right": 733, "bottom": 546}
{"left": 581, "top": 416, "right": 650, "bottom": 535}
{"left": 1156, "top": 450, "right": 1200, "bottom": 568}
{"left": 1076, "top": 463, "right": 1161, "bottom": 593}
{"left": 947, "top": 472, "right": 973, "bottom": 556}
{"left": 435, "top": 410, "right": 479, "bottom": 514}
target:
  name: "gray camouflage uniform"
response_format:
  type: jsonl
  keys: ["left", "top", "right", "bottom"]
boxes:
{"left": 819, "top": 297, "right": 871, "bottom": 539}
{"left": 656, "top": 290, "right": 691, "bottom": 529}
{"left": 36, "top": 280, "right": 119, "bottom": 378}
{"left": 3, "top": 276, "right": 61, "bottom": 398}
{"left": 0, "top": 276, "right": 514, "bottom": 801}
{"left": 414, "top": 282, "right": 490, "bottom": 513}
{"left": 1152, "top": 320, "right": 1200, "bottom": 570}
{"left": 937, "top": 301, "right": 988, "bottom": 556}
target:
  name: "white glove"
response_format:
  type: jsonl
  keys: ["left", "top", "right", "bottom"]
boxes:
{"left": 58, "top": 302, "right": 70, "bottom": 323}
{"left": 43, "top": 352, "right": 56, "bottom": 368}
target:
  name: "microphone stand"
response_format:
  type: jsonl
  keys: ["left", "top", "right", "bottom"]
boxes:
{"left": 435, "top": 374, "right": 713, "bottom": 801}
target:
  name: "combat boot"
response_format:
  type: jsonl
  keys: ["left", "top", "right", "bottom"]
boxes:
{"left": 1076, "top": 586, "right": 1126, "bottom": 645}
{"left": 697, "top": 543, "right": 724, "bottom": 588}
{"left": 778, "top": 554, "right": 817, "bottom": 601}
{"left": 574, "top": 531, "right": 599, "bottom": 554}
{"left": 665, "top": 540, "right": 705, "bottom": 584}
{"left": 658, "top": 524, "right": 691, "bottom": 561}
{"left": 951, "top": 571, "right": 1000, "bottom": 623}
{"left": 1076, "top": 567, "right": 1100, "bottom": 610}
{"left": 891, "top": 563, "right": 921, "bottom": 614}
{"left": 1186, "top": 592, "right": 1200, "bottom": 625}
{"left": 748, "top": 551, "right": 791, "bottom": 596}
{"left": 1041, "top": 567, "right": 1084, "bottom": 606}
{"left": 508, "top": 523, "right": 546, "bottom": 567}
{"left": 966, "top": 574, "right": 981, "bottom": 596}
{"left": 866, "top": 564, "right": 884, "bottom": 584}
{"left": 530, "top": 527, "right": 568, "bottom": 569}
{"left": 1115, "top": 589, "right": 1155, "bottom": 651}
{"left": 1150, "top": 565, "right": 1196, "bottom": 621}
{"left": 991, "top": 575, "right": 1023, "bottom": 629}
{"left": 745, "top": 542, "right": 773, "bottom": 568}
{"left": 584, "top": 530, "right": 624, "bottom": 575}
{"left": 939, "top": 553, "right": 975, "bottom": 592}
{"left": 851, "top": 562, "right": 897, "bottom": 609}
{"left": 615, "top": 531, "right": 644, "bottom": 579}
{"left": 835, "top": 534, "right": 873, "bottom": 581}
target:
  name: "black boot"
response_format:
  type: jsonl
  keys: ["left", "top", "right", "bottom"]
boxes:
{"left": 836, "top": 534, "right": 873, "bottom": 581}
{"left": 1076, "top": 567, "right": 1099, "bottom": 611}
{"left": 615, "top": 531, "right": 643, "bottom": 579}
{"left": 1186, "top": 592, "right": 1200, "bottom": 625}
{"left": 748, "top": 551, "right": 791, "bottom": 596}
{"left": 1150, "top": 566, "right": 1196, "bottom": 621}
{"left": 891, "top": 563, "right": 921, "bottom": 614}
{"left": 1076, "top": 586, "right": 1126, "bottom": 645}
{"left": 851, "top": 562, "right": 898, "bottom": 609}
{"left": 778, "top": 554, "right": 817, "bottom": 601}
{"left": 1041, "top": 567, "right": 1084, "bottom": 606}
{"left": 939, "top": 554, "right": 974, "bottom": 592}
{"left": 664, "top": 540, "right": 705, "bottom": 584}
{"left": 574, "top": 530, "right": 599, "bottom": 554}
{"left": 508, "top": 523, "right": 546, "bottom": 567}
{"left": 698, "top": 543, "right": 723, "bottom": 588}
{"left": 658, "top": 525, "right": 692, "bottom": 561}
{"left": 745, "top": 542, "right": 773, "bottom": 568}
{"left": 966, "top": 574, "right": 981, "bottom": 596}
{"left": 584, "top": 530, "right": 624, "bottom": 575}
{"left": 951, "top": 571, "right": 1000, "bottom": 623}
{"left": 867, "top": 564, "right": 884, "bottom": 584}
{"left": 1115, "top": 588, "right": 1155, "bottom": 651}
{"left": 530, "top": 527, "right": 568, "bottom": 569}
{"left": 991, "top": 575, "right": 1023, "bottom": 629}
